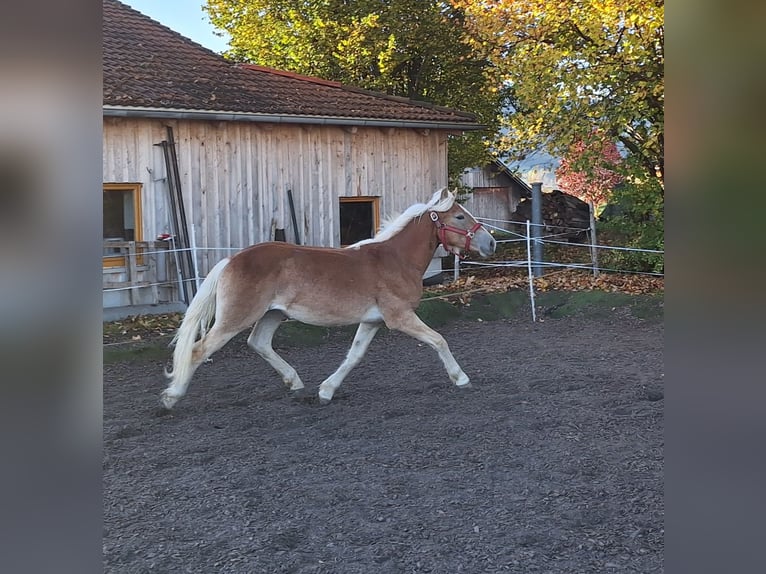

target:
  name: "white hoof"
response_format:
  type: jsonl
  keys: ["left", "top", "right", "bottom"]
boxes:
{"left": 288, "top": 380, "right": 305, "bottom": 392}
{"left": 455, "top": 373, "right": 470, "bottom": 387}
{"left": 317, "top": 387, "right": 334, "bottom": 405}
{"left": 160, "top": 391, "right": 179, "bottom": 410}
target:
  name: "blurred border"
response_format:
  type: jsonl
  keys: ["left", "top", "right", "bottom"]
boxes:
{"left": 0, "top": 1, "right": 103, "bottom": 572}
{"left": 667, "top": 1, "right": 766, "bottom": 573}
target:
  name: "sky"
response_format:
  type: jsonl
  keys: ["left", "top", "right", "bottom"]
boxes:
{"left": 121, "top": 0, "right": 230, "bottom": 54}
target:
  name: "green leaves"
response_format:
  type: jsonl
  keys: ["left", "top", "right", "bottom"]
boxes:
{"left": 205, "top": 0, "right": 504, "bottom": 174}
{"left": 455, "top": 0, "right": 664, "bottom": 187}
{"left": 204, "top": 1, "right": 663, "bottom": 191}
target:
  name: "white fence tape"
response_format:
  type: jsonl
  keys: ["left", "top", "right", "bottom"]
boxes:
{"left": 103, "top": 216, "right": 664, "bottom": 322}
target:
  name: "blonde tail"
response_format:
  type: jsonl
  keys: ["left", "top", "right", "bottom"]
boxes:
{"left": 161, "top": 257, "right": 230, "bottom": 408}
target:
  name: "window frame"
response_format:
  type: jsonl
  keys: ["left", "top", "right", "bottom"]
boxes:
{"left": 103, "top": 182, "right": 143, "bottom": 268}
{"left": 339, "top": 196, "right": 380, "bottom": 247}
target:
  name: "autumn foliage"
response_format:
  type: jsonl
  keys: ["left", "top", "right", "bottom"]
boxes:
{"left": 453, "top": 0, "right": 664, "bottom": 187}
{"left": 556, "top": 139, "right": 623, "bottom": 208}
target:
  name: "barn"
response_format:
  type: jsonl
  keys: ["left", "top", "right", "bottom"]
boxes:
{"left": 458, "top": 158, "right": 531, "bottom": 232}
{"left": 102, "top": 0, "right": 482, "bottom": 312}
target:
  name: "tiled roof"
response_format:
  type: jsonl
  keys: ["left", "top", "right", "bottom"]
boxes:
{"left": 103, "top": 0, "right": 480, "bottom": 128}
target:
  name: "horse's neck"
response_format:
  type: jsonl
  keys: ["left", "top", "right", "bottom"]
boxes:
{"left": 385, "top": 215, "right": 439, "bottom": 272}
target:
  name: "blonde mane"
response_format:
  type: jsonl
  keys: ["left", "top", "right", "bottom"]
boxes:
{"left": 348, "top": 188, "right": 455, "bottom": 249}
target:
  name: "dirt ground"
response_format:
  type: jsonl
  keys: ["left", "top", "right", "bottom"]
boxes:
{"left": 103, "top": 310, "right": 663, "bottom": 573}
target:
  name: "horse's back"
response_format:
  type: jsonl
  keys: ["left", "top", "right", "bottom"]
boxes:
{"left": 223, "top": 241, "right": 419, "bottom": 326}
{"left": 230, "top": 241, "right": 370, "bottom": 277}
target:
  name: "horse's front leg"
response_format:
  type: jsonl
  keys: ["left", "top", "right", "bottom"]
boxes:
{"left": 318, "top": 321, "right": 380, "bottom": 405}
{"left": 386, "top": 311, "right": 470, "bottom": 388}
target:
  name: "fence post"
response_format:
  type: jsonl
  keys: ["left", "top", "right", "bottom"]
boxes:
{"left": 127, "top": 242, "right": 138, "bottom": 306}
{"left": 148, "top": 243, "right": 159, "bottom": 303}
{"left": 530, "top": 181, "right": 544, "bottom": 277}
{"left": 453, "top": 253, "right": 460, "bottom": 282}
{"left": 588, "top": 200, "right": 600, "bottom": 278}
{"left": 526, "top": 220, "right": 537, "bottom": 322}
{"left": 190, "top": 223, "right": 201, "bottom": 290}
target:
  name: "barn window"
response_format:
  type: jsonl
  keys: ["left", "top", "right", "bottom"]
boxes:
{"left": 103, "top": 183, "right": 143, "bottom": 267}
{"left": 339, "top": 196, "right": 380, "bottom": 246}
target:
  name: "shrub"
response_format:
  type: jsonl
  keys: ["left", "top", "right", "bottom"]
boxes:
{"left": 598, "top": 165, "right": 664, "bottom": 274}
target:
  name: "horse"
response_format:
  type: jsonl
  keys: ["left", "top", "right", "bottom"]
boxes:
{"left": 160, "top": 187, "right": 496, "bottom": 409}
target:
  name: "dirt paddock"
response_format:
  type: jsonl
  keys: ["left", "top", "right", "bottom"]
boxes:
{"left": 104, "top": 309, "right": 663, "bottom": 573}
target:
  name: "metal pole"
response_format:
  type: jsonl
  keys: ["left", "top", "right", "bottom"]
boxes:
{"left": 166, "top": 126, "right": 197, "bottom": 299}
{"left": 530, "top": 181, "right": 544, "bottom": 277}
{"left": 526, "top": 220, "right": 537, "bottom": 322}
{"left": 588, "top": 200, "right": 600, "bottom": 277}
{"left": 157, "top": 140, "right": 190, "bottom": 304}
{"left": 168, "top": 235, "right": 185, "bottom": 307}
{"left": 287, "top": 189, "right": 301, "bottom": 245}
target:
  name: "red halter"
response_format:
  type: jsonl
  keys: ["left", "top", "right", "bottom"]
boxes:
{"left": 429, "top": 211, "right": 483, "bottom": 259}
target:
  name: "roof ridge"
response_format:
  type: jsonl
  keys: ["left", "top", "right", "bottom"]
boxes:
{"left": 238, "top": 64, "right": 344, "bottom": 89}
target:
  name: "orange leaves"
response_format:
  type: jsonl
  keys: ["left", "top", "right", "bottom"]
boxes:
{"left": 423, "top": 268, "right": 663, "bottom": 301}
{"left": 103, "top": 313, "right": 183, "bottom": 345}
{"left": 532, "top": 271, "right": 663, "bottom": 294}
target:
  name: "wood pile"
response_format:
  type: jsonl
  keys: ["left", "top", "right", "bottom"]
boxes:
{"left": 510, "top": 190, "right": 591, "bottom": 242}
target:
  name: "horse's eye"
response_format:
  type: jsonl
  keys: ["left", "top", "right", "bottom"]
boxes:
{"left": 455, "top": 214, "right": 465, "bottom": 220}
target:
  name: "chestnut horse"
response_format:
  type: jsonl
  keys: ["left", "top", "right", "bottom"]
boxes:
{"left": 161, "top": 188, "right": 495, "bottom": 409}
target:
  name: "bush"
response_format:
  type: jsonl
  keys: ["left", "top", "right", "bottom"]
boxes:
{"left": 598, "top": 169, "right": 664, "bottom": 274}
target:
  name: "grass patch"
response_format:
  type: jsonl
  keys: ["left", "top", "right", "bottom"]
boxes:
{"left": 103, "top": 290, "right": 662, "bottom": 364}
{"left": 454, "top": 291, "right": 526, "bottom": 321}
{"left": 628, "top": 293, "right": 664, "bottom": 320}
{"left": 536, "top": 290, "right": 663, "bottom": 320}
{"left": 104, "top": 344, "right": 171, "bottom": 365}
{"left": 416, "top": 299, "right": 462, "bottom": 327}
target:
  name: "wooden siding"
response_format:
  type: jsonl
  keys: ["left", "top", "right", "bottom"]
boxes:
{"left": 459, "top": 165, "right": 528, "bottom": 232}
{"left": 460, "top": 166, "right": 513, "bottom": 189}
{"left": 461, "top": 189, "right": 518, "bottom": 232}
{"left": 103, "top": 117, "right": 448, "bottom": 276}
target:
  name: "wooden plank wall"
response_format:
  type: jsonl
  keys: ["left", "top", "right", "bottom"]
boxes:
{"left": 459, "top": 165, "right": 526, "bottom": 232}
{"left": 103, "top": 117, "right": 448, "bottom": 275}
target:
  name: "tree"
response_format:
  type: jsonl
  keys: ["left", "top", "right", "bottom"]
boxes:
{"left": 453, "top": 0, "right": 664, "bottom": 187}
{"left": 204, "top": 0, "right": 506, "bottom": 179}
{"left": 556, "top": 138, "right": 623, "bottom": 208}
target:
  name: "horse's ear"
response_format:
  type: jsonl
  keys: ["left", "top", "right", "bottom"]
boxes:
{"left": 440, "top": 187, "right": 452, "bottom": 201}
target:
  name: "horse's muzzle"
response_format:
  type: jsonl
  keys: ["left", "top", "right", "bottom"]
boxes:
{"left": 476, "top": 232, "right": 496, "bottom": 258}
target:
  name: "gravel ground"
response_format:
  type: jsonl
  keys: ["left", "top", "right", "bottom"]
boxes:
{"left": 104, "top": 312, "right": 663, "bottom": 573}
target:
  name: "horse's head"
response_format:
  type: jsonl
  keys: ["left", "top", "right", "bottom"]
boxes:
{"left": 429, "top": 189, "right": 496, "bottom": 258}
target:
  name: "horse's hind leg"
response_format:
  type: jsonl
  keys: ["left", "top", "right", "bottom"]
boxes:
{"left": 386, "top": 311, "right": 470, "bottom": 387}
{"left": 161, "top": 324, "right": 241, "bottom": 409}
{"left": 318, "top": 321, "right": 380, "bottom": 404}
{"left": 247, "top": 309, "right": 304, "bottom": 392}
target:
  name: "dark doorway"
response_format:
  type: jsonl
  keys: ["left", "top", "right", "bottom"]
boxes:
{"left": 339, "top": 197, "right": 380, "bottom": 245}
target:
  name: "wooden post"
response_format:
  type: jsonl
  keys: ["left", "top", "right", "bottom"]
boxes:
{"left": 588, "top": 200, "right": 600, "bottom": 277}
{"left": 127, "top": 242, "right": 138, "bottom": 306}
{"left": 148, "top": 242, "right": 159, "bottom": 303}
